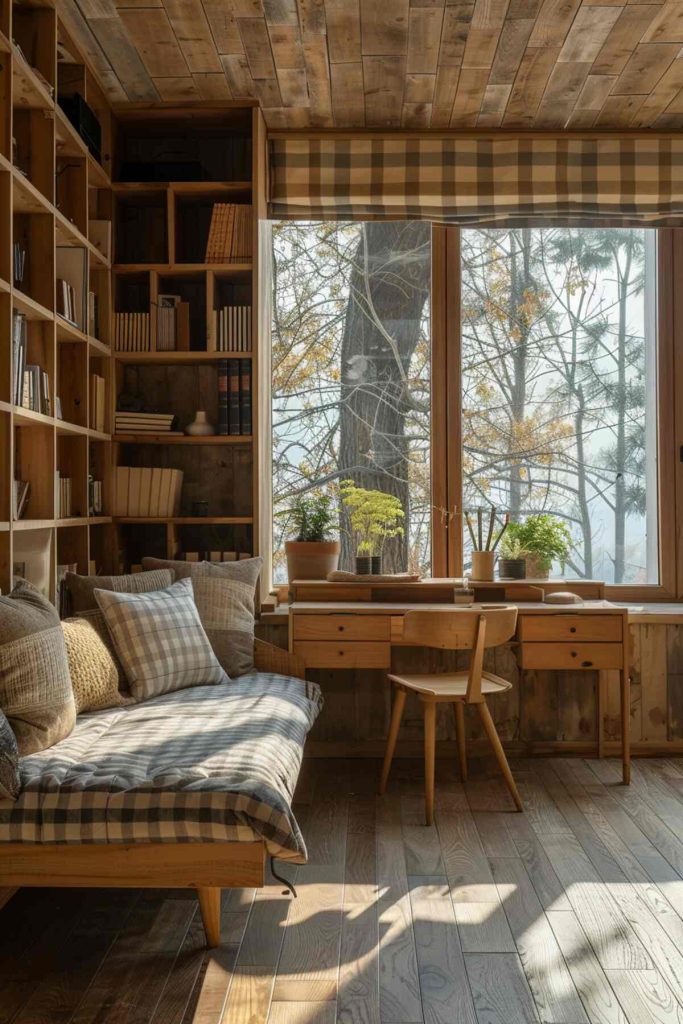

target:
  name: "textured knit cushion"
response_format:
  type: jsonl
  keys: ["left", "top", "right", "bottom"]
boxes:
{"left": 63, "top": 568, "right": 175, "bottom": 614}
{"left": 141, "top": 557, "right": 262, "bottom": 677}
{"left": 94, "top": 578, "right": 227, "bottom": 701}
{"left": 0, "top": 711, "right": 20, "bottom": 800}
{"left": 62, "top": 618, "right": 133, "bottom": 714}
{"left": 0, "top": 580, "right": 75, "bottom": 755}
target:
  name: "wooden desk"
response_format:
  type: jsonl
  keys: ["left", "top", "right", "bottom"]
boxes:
{"left": 289, "top": 600, "right": 631, "bottom": 783}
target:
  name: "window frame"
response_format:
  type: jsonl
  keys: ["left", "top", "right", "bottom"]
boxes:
{"left": 267, "top": 223, "right": 678, "bottom": 601}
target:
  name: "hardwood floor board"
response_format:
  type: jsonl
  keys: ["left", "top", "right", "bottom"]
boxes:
{"left": 337, "top": 902, "right": 380, "bottom": 1024}
{"left": 377, "top": 797, "right": 410, "bottom": 901}
{"left": 185, "top": 946, "right": 238, "bottom": 1024}
{"left": 402, "top": 825, "right": 445, "bottom": 876}
{"left": 505, "top": 816, "right": 572, "bottom": 911}
{"left": 465, "top": 953, "right": 541, "bottom": 1024}
{"left": 540, "top": 834, "right": 651, "bottom": 970}
{"left": 454, "top": 901, "right": 516, "bottom": 954}
{"left": 547, "top": 910, "right": 628, "bottom": 1024}
{"left": 517, "top": 778, "right": 574, "bottom": 835}
{"left": 472, "top": 811, "right": 519, "bottom": 858}
{"left": 604, "top": 968, "right": 683, "bottom": 1024}
{"left": 272, "top": 981, "right": 337, "bottom": 1002}
{"left": 268, "top": 1001, "right": 337, "bottom": 1024}
{"left": 220, "top": 966, "right": 274, "bottom": 1024}
{"left": 378, "top": 895, "right": 422, "bottom": 1022}
{"left": 150, "top": 912, "right": 209, "bottom": 1024}
{"left": 411, "top": 896, "right": 478, "bottom": 1024}
{"left": 234, "top": 896, "right": 292, "bottom": 968}
{"left": 276, "top": 882, "right": 344, "bottom": 985}
{"left": 490, "top": 857, "right": 589, "bottom": 1023}
{"left": 407, "top": 875, "right": 451, "bottom": 900}
{"left": 436, "top": 800, "right": 502, "bottom": 903}
{"left": 345, "top": 831, "right": 379, "bottom": 903}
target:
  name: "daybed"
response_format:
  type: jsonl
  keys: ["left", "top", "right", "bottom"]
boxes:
{"left": 0, "top": 641, "right": 319, "bottom": 947}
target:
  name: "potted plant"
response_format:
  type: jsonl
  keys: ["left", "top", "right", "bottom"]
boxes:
{"left": 283, "top": 494, "right": 340, "bottom": 581}
{"left": 498, "top": 533, "right": 528, "bottom": 579}
{"left": 340, "top": 481, "right": 404, "bottom": 575}
{"left": 506, "top": 514, "right": 572, "bottom": 579}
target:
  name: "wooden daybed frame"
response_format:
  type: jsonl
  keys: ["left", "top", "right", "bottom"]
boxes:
{"left": 0, "top": 640, "right": 306, "bottom": 947}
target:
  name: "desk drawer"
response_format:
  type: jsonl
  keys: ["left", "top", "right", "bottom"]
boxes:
{"left": 520, "top": 642, "right": 622, "bottom": 670}
{"left": 292, "top": 614, "right": 391, "bottom": 642}
{"left": 518, "top": 614, "right": 622, "bottom": 643}
{"left": 293, "top": 642, "right": 391, "bottom": 669}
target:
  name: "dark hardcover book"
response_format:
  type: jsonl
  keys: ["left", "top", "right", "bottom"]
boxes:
{"left": 228, "top": 361, "right": 240, "bottom": 436}
{"left": 239, "top": 358, "right": 252, "bottom": 436}
{"left": 218, "top": 359, "right": 229, "bottom": 436}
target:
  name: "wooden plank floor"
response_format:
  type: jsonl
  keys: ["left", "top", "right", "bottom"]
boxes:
{"left": 5, "top": 756, "right": 683, "bottom": 1024}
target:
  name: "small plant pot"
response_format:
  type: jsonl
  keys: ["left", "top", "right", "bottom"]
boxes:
{"left": 471, "top": 550, "right": 495, "bottom": 581}
{"left": 355, "top": 555, "right": 372, "bottom": 575}
{"left": 498, "top": 557, "right": 526, "bottom": 580}
{"left": 371, "top": 555, "right": 382, "bottom": 575}
{"left": 285, "top": 540, "right": 340, "bottom": 581}
{"left": 525, "top": 555, "right": 550, "bottom": 580}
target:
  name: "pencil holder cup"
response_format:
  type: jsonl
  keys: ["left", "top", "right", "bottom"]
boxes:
{"left": 471, "top": 550, "right": 495, "bottom": 581}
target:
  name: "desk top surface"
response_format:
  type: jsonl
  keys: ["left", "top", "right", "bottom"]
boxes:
{"left": 289, "top": 600, "right": 625, "bottom": 616}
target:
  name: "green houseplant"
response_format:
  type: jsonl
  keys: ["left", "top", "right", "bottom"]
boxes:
{"left": 340, "top": 480, "right": 404, "bottom": 574}
{"left": 498, "top": 534, "right": 528, "bottom": 580}
{"left": 283, "top": 494, "right": 340, "bottom": 581}
{"left": 504, "top": 514, "right": 572, "bottom": 579}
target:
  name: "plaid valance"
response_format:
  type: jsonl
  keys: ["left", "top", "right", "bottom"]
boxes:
{"left": 269, "top": 136, "right": 683, "bottom": 226}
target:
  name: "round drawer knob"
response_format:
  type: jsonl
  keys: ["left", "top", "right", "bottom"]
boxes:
{"left": 570, "top": 650, "right": 577, "bottom": 657}
{"left": 570, "top": 627, "right": 577, "bottom": 633}
{"left": 582, "top": 661, "right": 593, "bottom": 668}
{"left": 338, "top": 625, "right": 345, "bottom": 632}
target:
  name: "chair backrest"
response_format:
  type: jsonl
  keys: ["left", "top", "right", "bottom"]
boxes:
{"left": 401, "top": 606, "right": 518, "bottom": 650}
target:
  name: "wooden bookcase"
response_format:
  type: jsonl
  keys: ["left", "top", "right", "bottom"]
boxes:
{"left": 109, "top": 104, "right": 266, "bottom": 572}
{"left": 0, "top": 2, "right": 115, "bottom": 599}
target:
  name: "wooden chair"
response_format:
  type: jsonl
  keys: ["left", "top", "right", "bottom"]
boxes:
{"left": 378, "top": 606, "right": 522, "bottom": 824}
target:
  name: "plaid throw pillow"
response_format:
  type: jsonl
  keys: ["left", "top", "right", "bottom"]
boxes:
{"left": 141, "top": 557, "right": 262, "bottom": 677}
{"left": 0, "top": 710, "right": 20, "bottom": 800}
{"left": 94, "top": 579, "right": 227, "bottom": 702}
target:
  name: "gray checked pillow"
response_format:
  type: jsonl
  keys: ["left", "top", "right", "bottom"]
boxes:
{"left": 141, "top": 557, "right": 262, "bottom": 677}
{"left": 0, "top": 710, "right": 20, "bottom": 800}
{"left": 94, "top": 578, "right": 227, "bottom": 701}
{"left": 0, "top": 580, "right": 75, "bottom": 755}
{"left": 63, "top": 568, "right": 175, "bottom": 614}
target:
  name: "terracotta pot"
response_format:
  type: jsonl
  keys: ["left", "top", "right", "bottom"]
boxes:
{"left": 285, "top": 540, "right": 340, "bottom": 581}
{"left": 471, "top": 550, "right": 495, "bottom": 581}
{"left": 524, "top": 555, "right": 550, "bottom": 579}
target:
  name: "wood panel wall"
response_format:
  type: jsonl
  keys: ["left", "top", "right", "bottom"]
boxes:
{"left": 257, "top": 620, "right": 683, "bottom": 756}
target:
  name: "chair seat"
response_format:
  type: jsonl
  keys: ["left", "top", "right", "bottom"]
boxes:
{"left": 387, "top": 670, "right": 512, "bottom": 698}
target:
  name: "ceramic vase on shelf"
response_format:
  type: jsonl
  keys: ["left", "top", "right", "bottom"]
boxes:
{"left": 471, "top": 550, "right": 495, "bottom": 581}
{"left": 185, "top": 410, "right": 215, "bottom": 436}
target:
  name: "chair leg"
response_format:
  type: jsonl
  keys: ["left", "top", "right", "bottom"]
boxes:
{"left": 198, "top": 887, "right": 221, "bottom": 948}
{"left": 476, "top": 701, "right": 523, "bottom": 812}
{"left": 379, "top": 687, "right": 407, "bottom": 795}
{"left": 454, "top": 701, "right": 467, "bottom": 782}
{"left": 423, "top": 700, "right": 437, "bottom": 826}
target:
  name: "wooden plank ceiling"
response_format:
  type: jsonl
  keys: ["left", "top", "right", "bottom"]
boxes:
{"left": 60, "top": 0, "right": 683, "bottom": 129}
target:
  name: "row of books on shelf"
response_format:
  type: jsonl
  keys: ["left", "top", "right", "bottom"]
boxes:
{"left": 114, "top": 312, "right": 151, "bottom": 351}
{"left": 56, "top": 474, "right": 74, "bottom": 519}
{"left": 90, "top": 374, "right": 106, "bottom": 433}
{"left": 219, "top": 359, "right": 251, "bottom": 435}
{"left": 114, "top": 412, "right": 181, "bottom": 435}
{"left": 56, "top": 278, "right": 80, "bottom": 327}
{"left": 156, "top": 295, "right": 191, "bottom": 351}
{"left": 213, "top": 305, "right": 251, "bottom": 352}
{"left": 114, "top": 467, "right": 184, "bottom": 517}
{"left": 205, "top": 204, "right": 252, "bottom": 262}
{"left": 89, "top": 478, "right": 104, "bottom": 516}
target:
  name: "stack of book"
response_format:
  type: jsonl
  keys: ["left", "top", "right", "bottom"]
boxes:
{"left": 57, "top": 474, "right": 73, "bottom": 518}
{"left": 213, "top": 305, "right": 251, "bottom": 351}
{"left": 12, "top": 312, "right": 27, "bottom": 406}
{"left": 114, "top": 467, "right": 183, "bottom": 517}
{"left": 114, "top": 312, "right": 151, "bottom": 351}
{"left": 56, "top": 278, "right": 78, "bottom": 326}
{"left": 89, "top": 477, "right": 103, "bottom": 516}
{"left": 114, "top": 411, "right": 181, "bottom": 435}
{"left": 12, "top": 480, "right": 30, "bottom": 520}
{"left": 156, "top": 295, "right": 190, "bottom": 351}
{"left": 90, "top": 374, "right": 106, "bottom": 432}
{"left": 218, "top": 358, "right": 251, "bottom": 436}
{"left": 21, "top": 365, "right": 50, "bottom": 416}
{"left": 205, "top": 204, "right": 252, "bottom": 262}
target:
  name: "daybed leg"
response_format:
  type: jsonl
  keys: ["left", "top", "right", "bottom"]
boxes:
{"left": 198, "top": 887, "right": 221, "bottom": 948}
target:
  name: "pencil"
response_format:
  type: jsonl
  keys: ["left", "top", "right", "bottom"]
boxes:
{"left": 485, "top": 507, "right": 496, "bottom": 551}
{"left": 477, "top": 507, "right": 483, "bottom": 551}
{"left": 465, "top": 511, "right": 478, "bottom": 550}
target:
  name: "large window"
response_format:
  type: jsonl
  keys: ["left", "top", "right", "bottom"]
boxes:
{"left": 271, "top": 222, "right": 431, "bottom": 583}
{"left": 461, "top": 228, "right": 658, "bottom": 585}
{"left": 271, "top": 224, "right": 669, "bottom": 594}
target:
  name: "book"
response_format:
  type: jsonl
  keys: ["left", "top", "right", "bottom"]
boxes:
{"left": 90, "top": 374, "right": 106, "bottom": 432}
{"left": 228, "top": 361, "right": 240, "bottom": 435}
{"left": 215, "top": 305, "right": 251, "bottom": 352}
{"left": 12, "top": 313, "right": 27, "bottom": 407}
{"left": 218, "top": 359, "right": 228, "bottom": 435}
{"left": 114, "top": 312, "right": 150, "bottom": 352}
{"left": 239, "top": 358, "right": 251, "bottom": 435}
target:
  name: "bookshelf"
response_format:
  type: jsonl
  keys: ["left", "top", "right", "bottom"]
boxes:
{"left": 0, "top": 4, "right": 115, "bottom": 600}
{"left": 110, "top": 104, "right": 266, "bottom": 570}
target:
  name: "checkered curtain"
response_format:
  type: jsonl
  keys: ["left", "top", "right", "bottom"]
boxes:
{"left": 269, "top": 137, "right": 683, "bottom": 226}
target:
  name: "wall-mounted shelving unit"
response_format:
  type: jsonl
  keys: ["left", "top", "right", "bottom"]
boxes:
{"left": 0, "top": 2, "right": 114, "bottom": 598}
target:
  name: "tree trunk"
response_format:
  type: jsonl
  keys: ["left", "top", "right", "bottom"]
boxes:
{"left": 338, "top": 223, "right": 430, "bottom": 571}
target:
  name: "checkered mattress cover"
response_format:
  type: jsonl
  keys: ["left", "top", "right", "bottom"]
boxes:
{"left": 0, "top": 673, "right": 322, "bottom": 863}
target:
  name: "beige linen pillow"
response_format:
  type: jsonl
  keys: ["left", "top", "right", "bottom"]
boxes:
{"left": 94, "top": 578, "right": 227, "bottom": 701}
{"left": 62, "top": 617, "right": 134, "bottom": 713}
{"left": 0, "top": 580, "right": 75, "bottom": 755}
{"left": 141, "top": 557, "right": 262, "bottom": 677}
